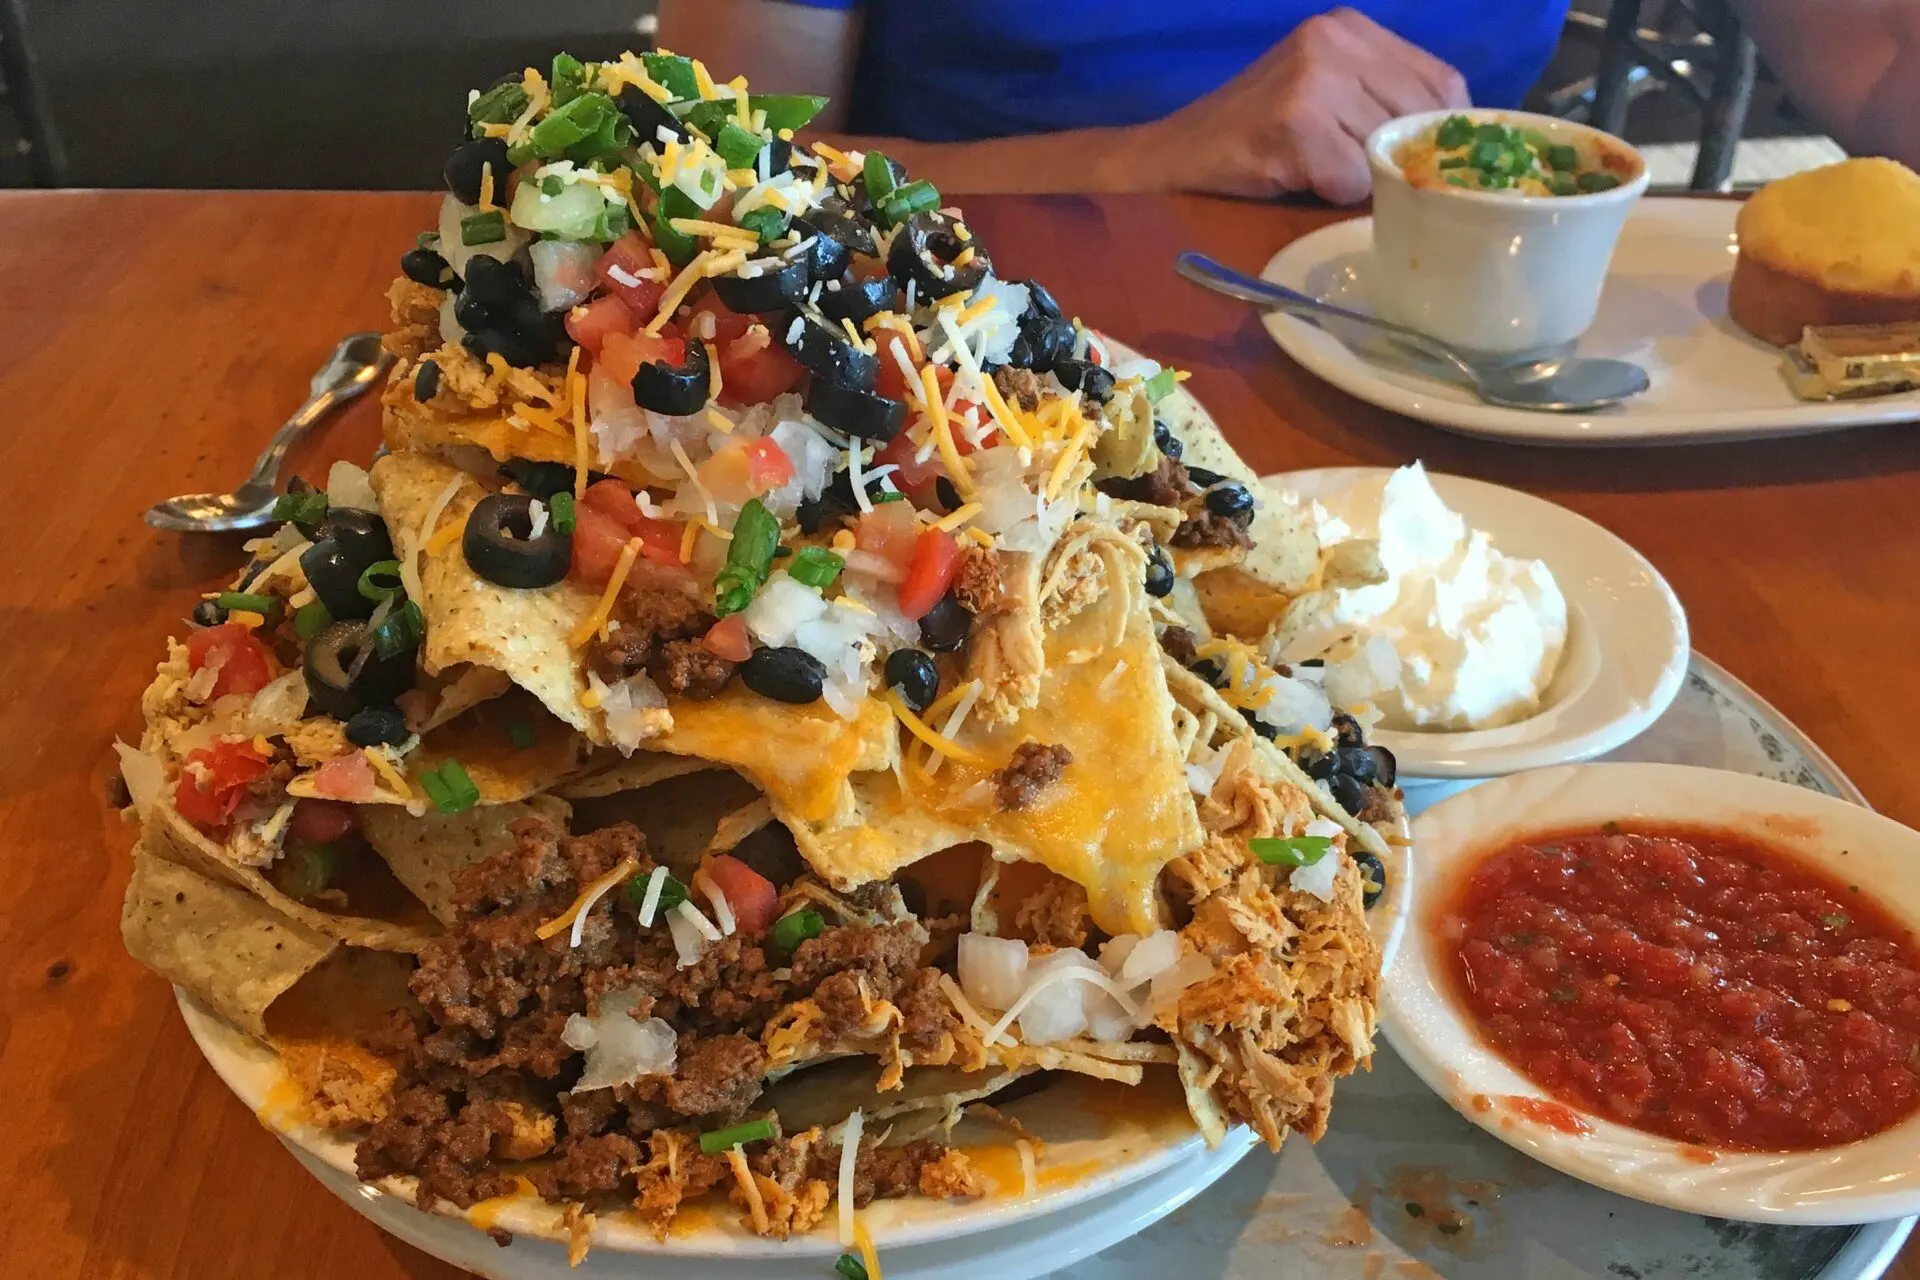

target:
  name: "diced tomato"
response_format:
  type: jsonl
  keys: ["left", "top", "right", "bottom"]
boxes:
{"left": 288, "top": 798, "right": 358, "bottom": 845}
{"left": 310, "top": 752, "right": 378, "bottom": 803}
{"left": 717, "top": 324, "right": 805, "bottom": 405}
{"left": 702, "top": 613, "right": 752, "bottom": 662}
{"left": 855, "top": 501, "right": 922, "bottom": 572}
{"left": 742, "top": 436, "right": 795, "bottom": 490}
{"left": 596, "top": 232, "right": 667, "bottom": 319}
{"left": 875, "top": 430, "right": 946, "bottom": 506}
{"left": 597, "top": 330, "right": 688, "bottom": 391}
{"left": 173, "top": 737, "right": 272, "bottom": 831}
{"left": 686, "top": 294, "right": 753, "bottom": 345}
{"left": 696, "top": 436, "right": 794, "bottom": 506}
{"left": 572, "top": 479, "right": 685, "bottom": 585}
{"left": 185, "top": 622, "right": 275, "bottom": 700}
{"left": 897, "top": 528, "right": 963, "bottom": 619}
{"left": 705, "top": 854, "right": 778, "bottom": 936}
{"left": 564, "top": 294, "right": 634, "bottom": 355}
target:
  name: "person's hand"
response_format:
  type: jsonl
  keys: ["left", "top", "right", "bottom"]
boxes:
{"left": 1139, "top": 9, "right": 1470, "bottom": 204}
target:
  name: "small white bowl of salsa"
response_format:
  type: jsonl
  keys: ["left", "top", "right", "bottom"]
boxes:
{"left": 1365, "top": 109, "right": 1648, "bottom": 355}
{"left": 1382, "top": 762, "right": 1920, "bottom": 1223}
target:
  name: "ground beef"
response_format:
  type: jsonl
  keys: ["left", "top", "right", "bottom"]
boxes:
{"left": 795, "top": 1139, "right": 983, "bottom": 1208}
{"left": 529, "top": 1132, "right": 641, "bottom": 1202}
{"left": 653, "top": 1033, "right": 768, "bottom": 1120}
{"left": 585, "top": 586, "right": 711, "bottom": 684}
{"left": 651, "top": 638, "right": 736, "bottom": 698}
{"left": 1096, "top": 454, "right": 1193, "bottom": 508}
{"left": 994, "top": 742, "right": 1074, "bottom": 811}
{"left": 1159, "top": 625, "right": 1200, "bottom": 667}
{"left": 950, "top": 544, "right": 1003, "bottom": 614}
{"left": 895, "top": 968, "right": 956, "bottom": 1055}
{"left": 1171, "top": 511, "right": 1255, "bottom": 551}
{"left": 993, "top": 366, "right": 1044, "bottom": 412}
{"left": 357, "top": 1084, "right": 519, "bottom": 1209}
{"left": 789, "top": 922, "right": 924, "bottom": 996}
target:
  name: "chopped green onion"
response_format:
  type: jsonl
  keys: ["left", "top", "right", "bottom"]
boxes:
{"left": 468, "top": 81, "right": 530, "bottom": 131}
{"left": 836, "top": 1256, "right": 870, "bottom": 1280}
{"left": 698, "top": 1117, "right": 775, "bottom": 1155}
{"left": 771, "top": 909, "right": 825, "bottom": 954}
{"left": 506, "top": 719, "right": 536, "bottom": 750}
{"left": 415, "top": 231, "right": 441, "bottom": 250}
{"left": 786, "top": 547, "right": 844, "bottom": 589}
{"left": 371, "top": 599, "right": 424, "bottom": 659}
{"left": 548, "top": 490, "right": 577, "bottom": 534}
{"left": 736, "top": 205, "right": 788, "bottom": 244}
{"left": 653, "top": 187, "right": 702, "bottom": 268}
{"left": 357, "top": 559, "right": 405, "bottom": 603}
{"left": 423, "top": 759, "right": 480, "bottom": 814}
{"left": 526, "top": 91, "right": 624, "bottom": 159}
{"left": 624, "top": 870, "right": 690, "bottom": 912}
{"left": 1548, "top": 173, "right": 1578, "bottom": 197}
{"left": 713, "top": 499, "right": 780, "bottom": 617}
{"left": 280, "top": 842, "right": 341, "bottom": 902}
{"left": 1434, "top": 115, "right": 1475, "bottom": 149}
{"left": 1143, "top": 368, "right": 1177, "bottom": 402}
{"left": 541, "top": 174, "right": 564, "bottom": 197}
{"left": 714, "top": 120, "right": 768, "bottom": 169}
{"left": 681, "top": 94, "right": 826, "bottom": 141}
{"left": 1249, "top": 835, "right": 1334, "bottom": 868}
{"left": 863, "top": 150, "right": 898, "bottom": 206}
{"left": 641, "top": 53, "right": 699, "bottom": 100}
{"left": 1576, "top": 171, "right": 1622, "bottom": 193}
{"left": 549, "top": 52, "right": 590, "bottom": 106}
{"left": 461, "top": 211, "right": 507, "bottom": 246}
{"left": 293, "top": 600, "right": 332, "bottom": 641}
{"left": 1546, "top": 143, "right": 1579, "bottom": 172}
{"left": 272, "top": 490, "right": 329, "bottom": 529}
{"left": 215, "top": 590, "right": 280, "bottom": 619}
{"left": 878, "top": 179, "right": 940, "bottom": 228}
{"left": 873, "top": 490, "right": 906, "bottom": 503}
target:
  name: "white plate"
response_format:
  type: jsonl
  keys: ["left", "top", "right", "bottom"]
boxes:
{"left": 1263, "top": 467, "right": 1688, "bottom": 780}
{"left": 1259, "top": 199, "right": 1920, "bottom": 444}
{"left": 1383, "top": 762, "right": 1920, "bottom": 1224}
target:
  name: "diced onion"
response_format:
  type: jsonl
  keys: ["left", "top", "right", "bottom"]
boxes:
{"left": 529, "top": 238, "right": 601, "bottom": 312}
{"left": 667, "top": 904, "right": 709, "bottom": 969}
{"left": 246, "top": 669, "right": 310, "bottom": 732}
{"left": 562, "top": 988, "right": 677, "bottom": 1091}
{"left": 957, "top": 933, "right": 1029, "bottom": 1012}
{"left": 1116, "top": 930, "right": 1182, "bottom": 989}
{"left": 326, "top": 461, "right": 378, "bottom": 513}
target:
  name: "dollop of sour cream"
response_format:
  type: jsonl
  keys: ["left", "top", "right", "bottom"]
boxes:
{"left": 1281, "top": 464, "right": 1567, "bottom": 732}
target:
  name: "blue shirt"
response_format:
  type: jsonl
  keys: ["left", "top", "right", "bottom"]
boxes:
{"left": 785, "top": 0, "right": 1568, "bottom": 141}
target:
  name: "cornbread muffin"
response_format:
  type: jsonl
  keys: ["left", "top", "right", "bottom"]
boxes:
{"left": 1731, "top": 158, "right": 1920, "bottom": 345}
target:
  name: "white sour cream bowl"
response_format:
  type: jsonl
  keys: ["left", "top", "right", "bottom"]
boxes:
{"left": 1366, "top": 110, "right": 1649, "bottom": 355}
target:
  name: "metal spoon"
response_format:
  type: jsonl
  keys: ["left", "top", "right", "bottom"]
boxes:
{"left": 1175, "top": 252, "right": 1650, "bottom": 413}
{"left": 143, "top": 333, "right": 393, "bottom": 533}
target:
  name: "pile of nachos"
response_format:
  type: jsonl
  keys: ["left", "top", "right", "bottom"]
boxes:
{"left": 116, "top": 48, "right": 1407, "bottom": 1265}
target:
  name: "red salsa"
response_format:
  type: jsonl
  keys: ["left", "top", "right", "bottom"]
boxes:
{"left": 1439, "top": 823, "right": 1920, "bottom": 1151}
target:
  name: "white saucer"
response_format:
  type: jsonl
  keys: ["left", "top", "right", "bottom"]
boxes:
{"left": 1259, "top": 198, "right": 1920, "bottom": 445}
{"left": 1263, "top": 467, "right": 1688, "bottom": 780}
{"left": 1384, "top": 762, "right": 1920, "bottom": 1225}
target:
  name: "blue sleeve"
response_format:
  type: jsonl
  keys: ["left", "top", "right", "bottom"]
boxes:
{"left": 777, "top": 0, "right": 859, "bottom": 7}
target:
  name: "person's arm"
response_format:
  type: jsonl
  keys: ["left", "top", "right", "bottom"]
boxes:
{"left": 656, "top": 3, "right": 1467, "bottom": 203}
{"left": 1734, "top": 0, "right": 1920, "bottom": 167}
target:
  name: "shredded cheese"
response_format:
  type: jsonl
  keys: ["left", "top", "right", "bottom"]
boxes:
{"left": 424, "top": 512, "right": 466, "bottom": 556}
{"left": 670, "top": 217, "right": 750, "bottom": 240}
{"left": 669, "top": 439, "right": 718, "bottom": 526}
{"left": 703, "top": 340, "right": 722, "bottom": 402}
{"left": 704, "top": 407, "right": 735, "bottom": 434}
{"left": 885, "top": 690, "right": 990, "bottom": 766}
{"left": 1045, "top": 421, "right": 1091, "bottom": 502}
{"left": 646, "top": 250, "right": 718, "bottom": 334}
{"left": 678, "top": 520, "right": 702, "bottom": 565}
{"left": 982, "top": 964, "right": 1142, "bottom": 1049}
{"left": 837, "top": 1110, "right": 864, "bottom": 1246}
{"left": 407, "top": 473, "right": 466, "bottom": 604}
{"left": 693, "top": 870, "right": 736, "bottom": 937}
{"left": 363, "top": 748, "right": 413, "bottom": 800}
{"left": 566, "top": 345, "right": 588, "bottom": 499}
{"left": 478, "top": 163, "right": 497, "bottom": 213}
{"left": 930, "top": 502, "right": 982, "bottom": 533}
{"left": 692, "top": 58, "right": 721, "bottom": 100}
{"left": 964, "top": 527, "right": 996, "bottom": 548}
{"left": 854, "top": 1218, "right": 883, "bottom": 1280}
{"left": 975, "top": 367, "right": 1032, "bottom": 448}
{"left": 673, "top": 899, "right": 723, "bottom": 941}
{"left": 1016, "top": 1139, "right": 1037, "bottom": 1197}
{"left": 533, "top": 855, "right": 641, "bottom": 941}
{"left": 569, "top": 538, "right": 643, "bottom": 647}
{"left": 919, "top": 365, "right": 973, "bottom": 496}
{"left": 227, "top": 609, "right": 265, "bottom": 629}
{"left": 636, "top": 865, "right": 670, "bottom": 927}
{"left": 922, "top": 678, "right": 985, "bottom": 778}
{"left": 725, "top": 1147, "right": 770, "bottom": 1235}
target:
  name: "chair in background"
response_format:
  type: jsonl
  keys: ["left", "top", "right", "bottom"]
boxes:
{"left": 0, "top": 0, "right": 63, "bottom": 187}
{"left": 1540, "top": 0, "right": 1759, "bottom": 191}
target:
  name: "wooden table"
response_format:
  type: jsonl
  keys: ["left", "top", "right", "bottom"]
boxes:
{"left": 2, "top": 190, "right": 1916, "bottom": 1279}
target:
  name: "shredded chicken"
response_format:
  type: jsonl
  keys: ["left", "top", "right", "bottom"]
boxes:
{"left": 383, "top": 277, "right": 443, "bottom": 362}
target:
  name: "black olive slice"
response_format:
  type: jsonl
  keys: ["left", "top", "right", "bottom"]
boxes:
{"left": 781, "top": 308, "right": 878, "bottom": 392}
{"left": 299, "top": 539, "right": 374, "bottom": 621}
{"left": 401, "top": 248, "right": 453, "bottom": 289}
{"left": 445, "top": 138, "right": 510, "bottom": 206}
{"left": 817, "top": 273, "right": 897, "bottom": 326}
{"left": 806, "top": 379, "right": 908, "bottom": 442}
{"left": 711, "top": 253, "right": 810, "bottom": 314}
{"left": 883, "top": 648, "right": 938, "bottom": 713}
{"left": 791, "top": 203, "right": 876, "bottom": 283}
{"left": 618, "top": 91, "right": 688, "bottom": 146}
{"left": 1354, "top": 851, "right": 1387, "bottom": 909}
{"left": 887, "top": 212, "right": 990, "bottom": 301}
{"left": 1144, "top": 543, "right": 1175, "bottom": 597}
{"left": 1019, "top": 279, "right": 1063, "bottom": 322}
{"left": 316, "top": 507, "right": 395, "bottom": 570}
{"left": 500, "top": 458, "right": 578, "bottom": 499}
{"left": 1009, "top": 315, "right": 1075, "bottom": 373}
{"left": 918, "top": 593, "right": 971, "bottom": 651}
{"left": 462, "top": 493, "right": 572, "bottom": 589}
{"left": 304, "top": 620, "right": 416, "bottom": 721}
{"left": 631, "top": 337, "right": 711, "bottom": 416}
{"left": 1052, "top": 358, "right": 1116, "bottom": 403}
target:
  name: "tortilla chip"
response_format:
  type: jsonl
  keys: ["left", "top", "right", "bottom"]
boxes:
{"left": 370, "top": 451, "right": 607, "bottom": 743}
{"left": 361, "top": 794, "right": 572, "bottom": 924}
{"left": 382, "top": 374, "right": 667, "bottom": 491}
{"left": 144, "top": 807, "right": 440, "bottom": 952}
{"left": 266, "top": 948, "right": 419, "bottom": 1127}
{"left": 556, "top": 750, "right": 712, "bottom": 800}
{"left": 761, "top": 1058, "right": 1027, "bottom": 1133}
{"left": 401, "top": 663, "right": 514, "bottom": 735}
{"left": 786, "top": 535, "right": 1203, "bottom": 936}
{"left": 121, "top": 849, "right": 338, "bottom": 1039}
{"left": 571, "top": 769, "right": 762, "bottom": 878}
{"left": 1153, "top": 379, "right": 1319, "bottom": 595}
{"left": 1190, "top": 566, "right": 1295, "bottom": 642}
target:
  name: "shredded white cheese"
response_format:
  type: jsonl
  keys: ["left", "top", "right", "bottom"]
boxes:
{"left": 694, "top": 870, "right": 736, "bottom": 937}
{"left": 982, "top": 963, "right": 1143, "bottom": 1049}
{"left": 837, "top": 1109, "right": 865, "bottom": 1246}
{"left": 636, "top": 864, "right": 669, "bottom": 927}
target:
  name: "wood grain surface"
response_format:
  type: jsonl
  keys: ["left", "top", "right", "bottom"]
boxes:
{"left": 1, "top": 190, "right": 1915, "bottom": 1279}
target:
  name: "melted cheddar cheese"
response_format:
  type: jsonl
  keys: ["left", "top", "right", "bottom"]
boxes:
{"left": 652, "top": 688, "right": 895, "bottom": 824}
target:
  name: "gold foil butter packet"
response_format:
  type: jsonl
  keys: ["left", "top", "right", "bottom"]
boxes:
{"left": 1782, "top": 321, "right": 1920, "bottom": 401}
